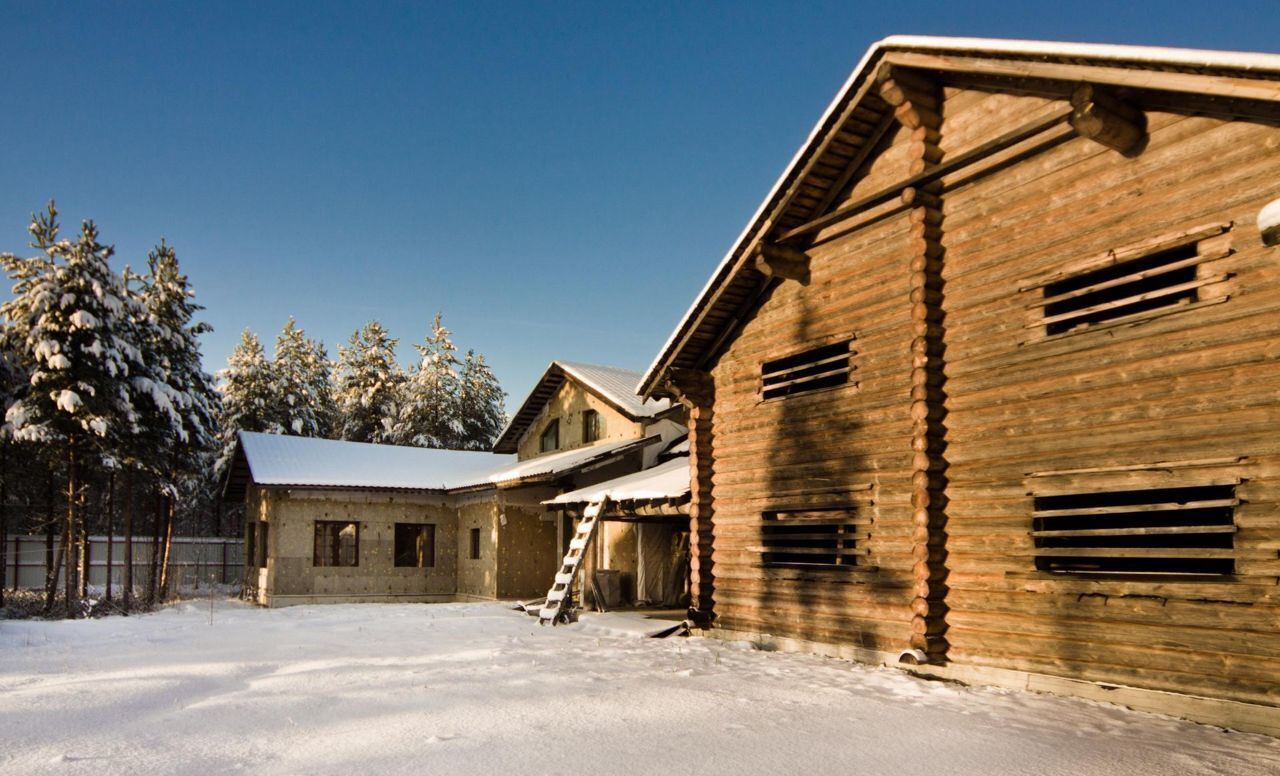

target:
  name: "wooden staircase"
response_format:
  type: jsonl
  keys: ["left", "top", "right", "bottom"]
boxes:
{"left": 539, "top": 500, "right": 606, "bottom": 625}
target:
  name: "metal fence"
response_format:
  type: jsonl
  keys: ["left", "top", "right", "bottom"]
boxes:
{"left": 3, "top": 535, "right": 243, "bottom": 591}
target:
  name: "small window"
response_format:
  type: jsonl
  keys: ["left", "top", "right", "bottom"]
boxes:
{"left": 394, "top": 523, "right": 436, "bottom": 568}
{"left": 1032, "top": 484, "right": 1237, "bottom": 576}
{"left": 761, "top": 339, "right": 854, "bottom": 400}
{"left": 256, "top": 523, "right": 269, "bottom": 568}
{"left": 758, "top": 508, "right": 861, "bottom": 569}
{"left": 244, "top": 522, "right": 257, "bottom": 569}
{"left": 582, "top": 410, "right": 602, "bottom": 444}
{"left": 313, "top": 521, "right": 359, "bottom": 567}
{"left": 469, "top": 527, "right": 482, "bottom": 560}
{"left": 540, "top": 419, "right": 559, "bottom": 453}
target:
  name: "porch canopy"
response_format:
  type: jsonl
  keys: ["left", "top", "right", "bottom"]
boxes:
{"left": 544, "top": 456, "right": 691, "bottom": 518}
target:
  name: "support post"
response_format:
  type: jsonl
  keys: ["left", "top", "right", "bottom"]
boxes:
{"left": 665, "top": 367, "right": 716, "bottom": 627}
{"left": 879, "top": 65, "right": 951, "bottom": 664}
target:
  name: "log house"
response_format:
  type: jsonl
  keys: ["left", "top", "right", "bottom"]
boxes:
{"left": 638, "top": 36, "right": 1280, "bottom": 735}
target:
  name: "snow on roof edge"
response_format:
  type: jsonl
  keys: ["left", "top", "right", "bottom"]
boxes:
{"left": 544, "top": 455, "right": 691, "bottom": 506}
{"left": 636, "top": 34, "right": 1280, "bottom": 398}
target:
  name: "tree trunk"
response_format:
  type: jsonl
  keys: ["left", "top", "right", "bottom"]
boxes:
{"left": 104, "top": 472, "right": 115, "bottom": 603}
{"left": 158, "top": 490, "right": 175, "bottom": 601}
{"left": 123, "top": 470, "right": 134, "bottom": 611}
{"left": 146, "top": 491, "right": 162, "bottom": 606}
{"left": 65, "top": 445, "right": 80, "bottom": 618}
{"left": 42, "top": 478, "right": 57, "bottom": 611}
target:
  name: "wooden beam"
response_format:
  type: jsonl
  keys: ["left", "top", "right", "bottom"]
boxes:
{"left": 1070, "top": 84, "right": 1146, "bottom": 154}
{"left": 753, "top": 242, "right": 811, "bottom": 284}
{"left": 881, "top": 50, "right": 1280, "bottom": 104}
{"left": 777, "top": 106, "right": 1073, "bottom": 243}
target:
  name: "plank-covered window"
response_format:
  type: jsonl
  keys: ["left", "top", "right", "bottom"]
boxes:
{"left": 1032, "top": 485, "right": 1237, "bottom": 576}
{"left": 313, "top": 520, "right": 359, "bottom": 567}
{"left": 582, "top": 409, "right": 602, "bottom": 444}
{"left": 760, "top": 338, "right": 855, "bottom": 400}
{"left": 540, "top": 419, "right": 559, "bottom": 453}
{"left": 1029, "top": 223, "right": 1233, "bottom": 337}
{"left": 394, "top": 523, "right": 435, "bottom": 568}
{"left": 758, "top": 508, "right": 862, "bottom": 569}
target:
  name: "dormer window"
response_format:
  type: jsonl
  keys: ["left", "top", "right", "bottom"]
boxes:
{"left": 540, "top": 419, "right": 560, "bottom": 453}
{"left": 582, "top": 410, "right": 602, "bottom": 444}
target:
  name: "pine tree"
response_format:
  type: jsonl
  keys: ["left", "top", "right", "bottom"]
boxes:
{"left": 456, "top": 349, "right": 506, "bottom": 451}
{"left": 0, "top": 203, "right": 147, "bottom": 615}
{"left": 134, "top": 241, "right": 220, "bottom": 601}
{"left": 216, "top": 330, "right": 276, "bottom": 469}
{"left": 334, "top": 320, "right": 404, "bottom": 444}
{"left": 272, "top": 318, "right": 335, "bottom": 438}
{"left": 390, "top": 313, "right": 462, "bottom": 449}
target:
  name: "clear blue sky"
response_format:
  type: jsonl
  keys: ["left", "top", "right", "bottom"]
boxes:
{"left": 2, "top": 1, "right": 1275, "bottom": 405}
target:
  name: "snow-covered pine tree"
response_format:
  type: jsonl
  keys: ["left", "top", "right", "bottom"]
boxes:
{"left": 134, "top": 241, "right": 220, "bottom": 600}
{"left": 216, "top": 329, "right": 277, "bottom": 469}
{"left": 272, "top": 318, "right": 335, "bottom": 438}
{"left": 334, "top": 320, "right": 404, "bottom": 444}
{"left": 390, "top": 313, "right": 462, "bottom": 449}
{"left": 0, "top": 203, "right": 147, "bottom": 616}
{"left": 456, "top": 349, "right": 506, "bottom": 451}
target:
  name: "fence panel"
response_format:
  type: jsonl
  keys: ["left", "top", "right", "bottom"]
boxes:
{"left": 4, "top": 535, "right": 242, "bottom": 593}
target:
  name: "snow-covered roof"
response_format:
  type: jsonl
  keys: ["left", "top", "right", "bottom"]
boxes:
{"left": 494, "top": 360, "right": 673, "bottom": 453}
{"left": 637, "top": 35, "right": 1280, "bottom": 398}
{"left": 230, "top": 432, "right": 511, "bottom": 494}
{"left": 486, "top": 436, "right": 657, "bottom": 486}
{"left": 545, "top": 456, "right": 691, "bottom": 506}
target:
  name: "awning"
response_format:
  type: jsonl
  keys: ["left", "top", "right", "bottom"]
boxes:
{"left": 545, "top": 456, "right": 691, "bottom": 507}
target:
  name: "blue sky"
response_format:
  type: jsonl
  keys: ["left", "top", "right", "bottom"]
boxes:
{"left": 2, "top": 1, "right": 1275, "bottom": 406}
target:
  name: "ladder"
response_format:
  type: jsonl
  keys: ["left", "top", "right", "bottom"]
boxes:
{"left": 539, "top": 499, "right": 606, "bottom": 625}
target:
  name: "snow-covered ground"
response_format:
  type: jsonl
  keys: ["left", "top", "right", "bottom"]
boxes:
{"left": 1, "top": 601, "right": 1277, "bottom": 775}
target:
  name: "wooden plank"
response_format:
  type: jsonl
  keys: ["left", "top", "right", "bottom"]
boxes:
{"left": 1030, "top": 525, "right": 1237, "bottom": 538}
{"left": 881, "top": 50, "right": 1280, "bottom": 104}
{"left": 1030, "top": 548, "right": 1235, "bottom": 558}
{"left": 1031, "top": 499, "right": 1240, "bottom": 518}
{"left": 1026, "top": 254, "right": 1216, "bottom": 309}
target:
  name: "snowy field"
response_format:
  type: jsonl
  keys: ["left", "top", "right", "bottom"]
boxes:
{"left": 1, "top": 601, "right": 1277, "bottom": 776}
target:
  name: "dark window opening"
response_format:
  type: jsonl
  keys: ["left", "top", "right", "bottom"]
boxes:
{"left": 1032, "top": 484, "right": 1236, "bottom": 575}
{"left": 469, "top": 527, "right": 482, "bottom": 560}
{"left": 761, "top": 339, "right": 854, "bottom": 400}
{"left": 245, "top": 523, "right": 257, "bottom": 569}
{"left": 256, "top": 522, "right": 269, "bottom": 568}
{"left": 540, "top": 419, "right": 559, "bottom": 453}
{"left": 582, "top": 409, "right": 602, "bottom": 444}
{"left": 760, "top": 508, "right": 860, "bottom": 570}
{"left": 1043, "top": 243, "right": 1200, "bottom": 335}
{"left": 394, "top": 523, "right": 436, "bottom": 568}
{"left": 313, "top": 520, "right": 359, "bottom": 567}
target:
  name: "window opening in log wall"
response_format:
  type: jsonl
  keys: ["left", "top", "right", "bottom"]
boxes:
{"left": 1041, "top": 243, "right": 1201, "bottom": 335}
{"left": 760, "top": 339, "right": 854, "bottom": 400}
{"left": 394, "top": 523, "right": 436, "bottom": 568}
{"left": 1032, "top": 484, "right": 1236, "bottom": 575}
{"left": 760, "top": 508, "right": 861, "bottom": 569}
{"left": 313, "top": 521, "right": 359, "bottom": 567}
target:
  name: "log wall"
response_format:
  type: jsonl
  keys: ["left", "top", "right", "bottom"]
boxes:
{"left": 700, "top": 81, "right": 1280, "bottom": 709}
